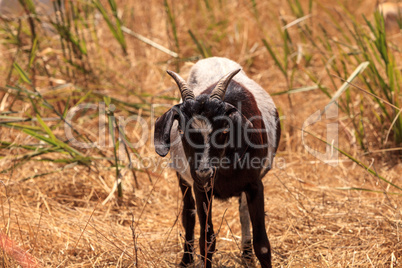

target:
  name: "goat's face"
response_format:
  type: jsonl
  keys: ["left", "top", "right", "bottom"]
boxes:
{"left": 155, "top": 69, "right": 252, "bottom": 188}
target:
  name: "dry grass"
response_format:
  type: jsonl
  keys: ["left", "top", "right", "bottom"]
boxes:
{"left": 0, "top": 0, "right": 401, "bottom": 267}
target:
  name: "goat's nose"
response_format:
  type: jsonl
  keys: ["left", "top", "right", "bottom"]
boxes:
{"left": 195, "top": 167, "right": 214, "bottom": 180}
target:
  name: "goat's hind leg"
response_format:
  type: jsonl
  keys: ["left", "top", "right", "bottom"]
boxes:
{"left": 239, "top": 192, "right": 253, "bottom": 262}
{"left": 246, "top": 180, "right": 272, "bottom": 268}
{"left": 178, "top": 175, "right": 196, "bottom": 266}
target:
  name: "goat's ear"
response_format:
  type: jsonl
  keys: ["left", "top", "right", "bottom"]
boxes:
{"left": 154, "top": 105, "right": 180, "bottom": 157}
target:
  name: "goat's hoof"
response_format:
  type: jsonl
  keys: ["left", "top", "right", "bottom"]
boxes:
{"left": 179, "top": 256, "right": 194, "bottom": 267}
{"left": 241, "top": 251, "right": 255, "bottom": 267}
{"left": 241, "top": 242, "right": 253, "bottom": 261}
{"left": 179, "top": 262, "right": 191, "bottom": 267}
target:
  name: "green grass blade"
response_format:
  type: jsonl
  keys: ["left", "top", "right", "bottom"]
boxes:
{"left": 36, "top": 114, "right": 57, "bottom": 142}
{"left": 29, "top": 37, "right": 38, "bottom": 68}
{"left": 92, "top": 0, "right": 127, "bottom": 54}
{"left": 324, "top": 62, "right": 369, "bottom": 114}
{"left": 271, "top": 85, "right": 322, "bottom": 96}
{"left": 23, "top": 128, "right": 59, "bottom": 147}
{"left": 164, "top": 0, "right": 179, "bottom": 52}
{"left": 188, "top": 30, "right": 208, "bottom": 58}
{"left": 336, "top": 187, "right": 402, "bottom": 196}
{"left": 13, "top": 63, "right": 32, "bottom": 84}
{"left": 262, "top": 39, "right": 287, "bottom": 79}
{"left": 304, "top": 129, "right": 402, "bottom": 191}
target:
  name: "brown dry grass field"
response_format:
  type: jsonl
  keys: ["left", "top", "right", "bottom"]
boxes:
{"left": 0, "top": 0, "right": 401, "bottom": 267}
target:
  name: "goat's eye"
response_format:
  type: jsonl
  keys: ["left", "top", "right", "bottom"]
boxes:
{"left": 178, "top": 127, "right": 184, "bottom": 135}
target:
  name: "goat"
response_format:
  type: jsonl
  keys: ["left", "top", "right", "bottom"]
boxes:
{"left": 154, "top": 57, "right": 280, "bottom": 268}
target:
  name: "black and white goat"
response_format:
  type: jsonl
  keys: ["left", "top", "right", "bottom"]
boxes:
{"left": 154, "top": 57, "right": 280, "bottom": 268}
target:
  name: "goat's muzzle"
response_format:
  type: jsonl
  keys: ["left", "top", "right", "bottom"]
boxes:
{"left": 195, "top": 167, "right": 215, "bottom": 188}
{"left": 195, "top": 167, "right": 214, "bottom": 180}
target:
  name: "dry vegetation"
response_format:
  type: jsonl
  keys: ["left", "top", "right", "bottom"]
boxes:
{"left": 0, "top": 0, "right": 401, "bottom": 267}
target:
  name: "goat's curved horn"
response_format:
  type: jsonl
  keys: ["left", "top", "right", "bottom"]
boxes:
{"left": 210, "top": 68, "right": 241, "bottom": 101}
{"left": 166, "top": 70, "right": 195, "bottom": 101}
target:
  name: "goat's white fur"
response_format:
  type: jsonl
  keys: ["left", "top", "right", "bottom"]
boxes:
{"left": 191, "top": 117, "right": 212, "bottom": 172}
{"left": 239, "top": 192, "right": 252, "bottom": 251}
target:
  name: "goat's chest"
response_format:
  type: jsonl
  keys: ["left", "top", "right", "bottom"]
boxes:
{"left": 211, "top": 172, "right": 255, "bottom": 200}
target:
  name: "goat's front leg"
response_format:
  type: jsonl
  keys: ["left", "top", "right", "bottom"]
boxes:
{"left": 194, "top": 187, "right": 215, "bottom": 268}
{"left": 178, "top": 176, "right": 196, "bottom": 267}
{"left": 239, "top": 192, "right": 253, "bottom": 261}
{"left": 246, "top": 180, "right": 272, "bottom": 268}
